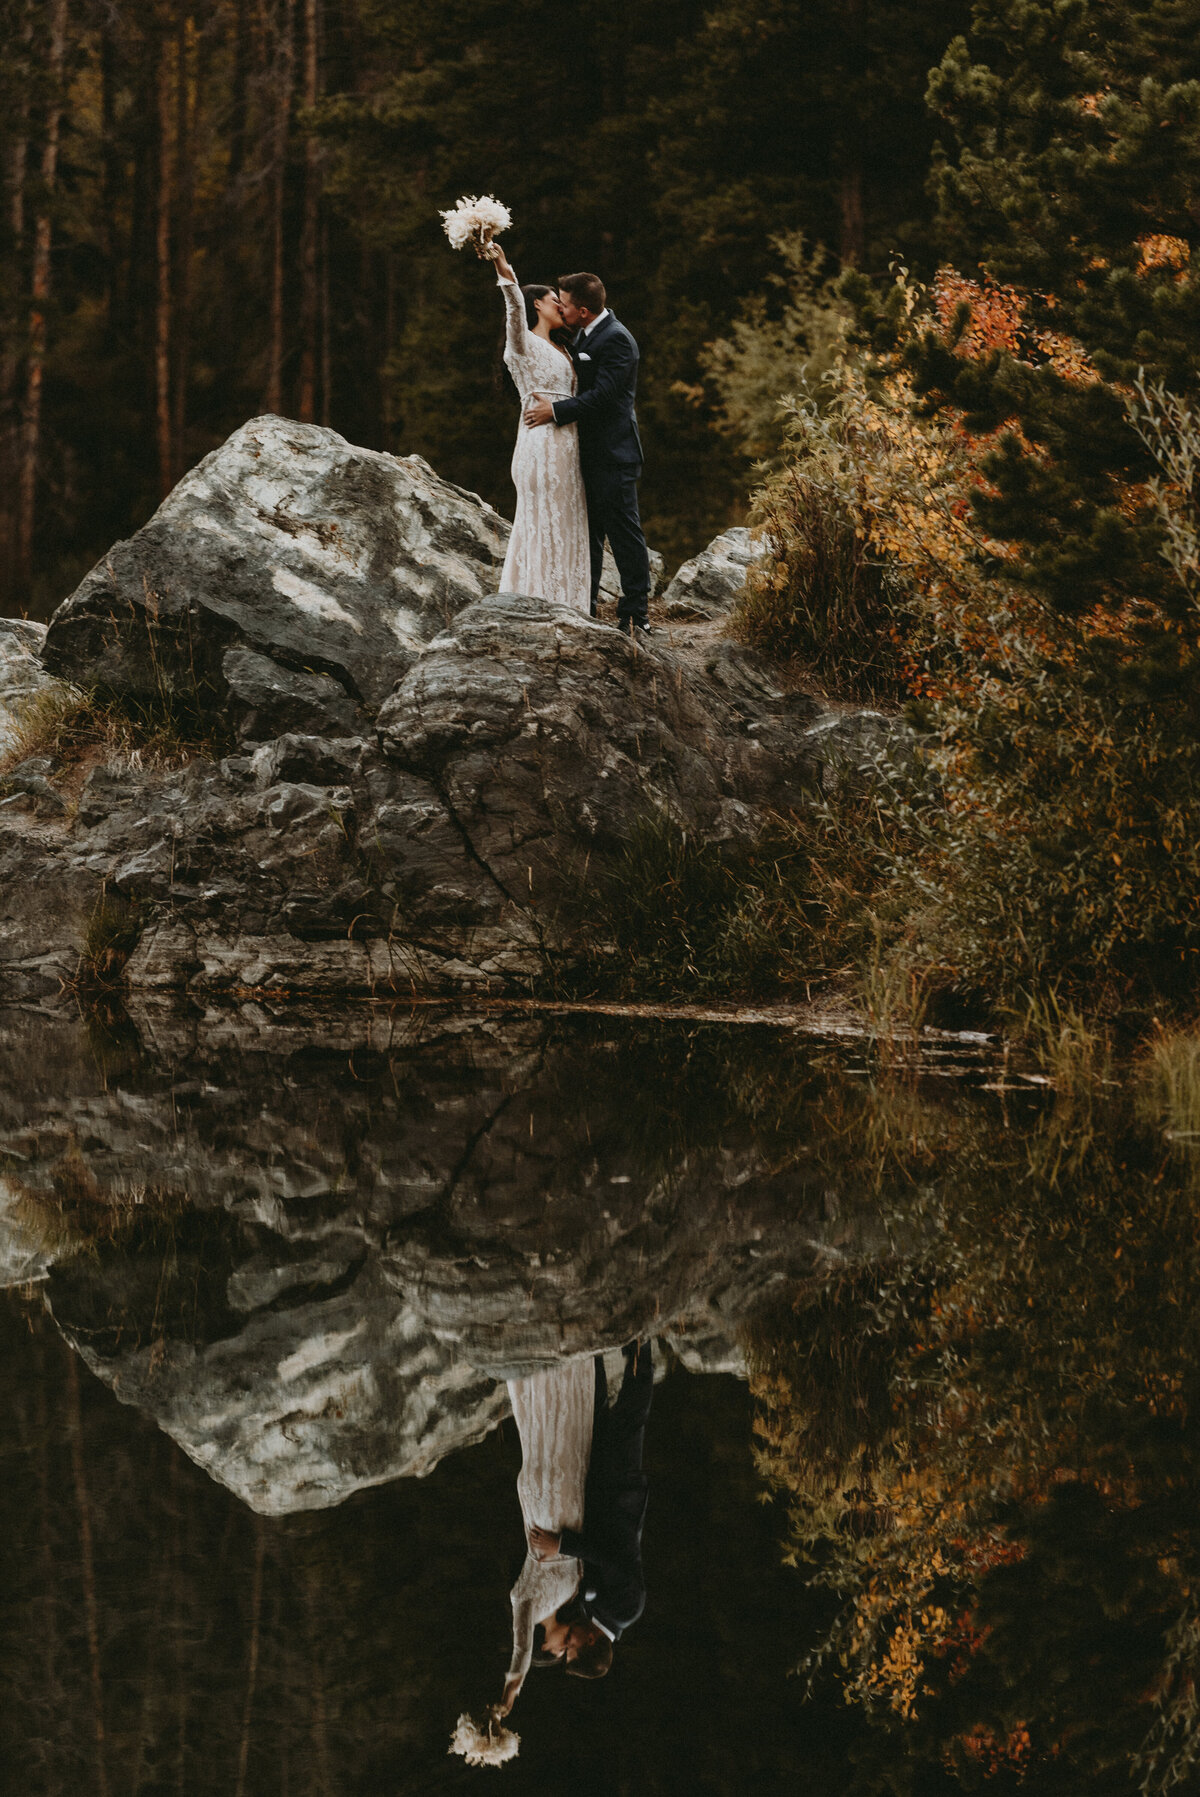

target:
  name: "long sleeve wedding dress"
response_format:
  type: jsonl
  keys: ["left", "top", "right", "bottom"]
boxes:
{"left": 497, "top": 273, "right": 591, "bottom": 612}
{"left": 505, "top": 1359, "right": 596, "bottom": 1692}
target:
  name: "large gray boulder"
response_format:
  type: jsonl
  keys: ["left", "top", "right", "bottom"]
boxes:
{"left": 37, "top": 417, "right": 666, "bottom": 739}
{"left": 374, "top": 594, "right": 820, "bottom": 912}
{"left": 41, "top": 415, "right": 511, "bottom": 725}
{"left": 660, "top": 525, "right": 765, "bottom": 621}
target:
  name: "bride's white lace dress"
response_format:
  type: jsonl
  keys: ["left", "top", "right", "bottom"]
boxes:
{"left": 505, "top": 1360, "right": 595, "bottom": 1691}
{"left": 497, "top": 272, "right": 590, "bottom": 612}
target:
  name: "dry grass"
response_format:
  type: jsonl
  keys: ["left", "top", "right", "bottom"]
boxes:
{"left": 860, "top": 924, "right": 929, "bottom": 1062}
{"left": 8, "top": 1166, "right": 189, "bottom": 1261}
{"left": 1, "top": 680, "right": 233, "bottom": 810}
{"left": 575, "top": 794, "right": 899, "bottom": 1000}
{"left": 733, "top": 469, "right": 908, "bottom": 704}
{"left": 62, "top": 891, "right": 144, "bottom": 995}
{"left": 1140, "top": 1025, "right": 1200, "bottom": 1145}
{"left": 1012, "top": 986, "right": 1110, "bottom": 1096}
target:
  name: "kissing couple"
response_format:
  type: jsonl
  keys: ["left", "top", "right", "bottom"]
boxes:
{"left": 478, "top": 239, "right": 653, "bottom": 636}
{"left": 502, "top": 1342, "right": 653, "bottom": 1706}
{"left": 449, "top": 1342, "right": 653, "bottom": 1767}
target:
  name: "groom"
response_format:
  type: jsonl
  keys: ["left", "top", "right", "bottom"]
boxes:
{"left": 529, "top": 1340, "right": 653, "bottom": 1677}
{"left": 523, "top": 272, "right": 653, "bottom": 635}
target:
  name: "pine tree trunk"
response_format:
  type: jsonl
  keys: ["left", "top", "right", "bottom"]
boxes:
{"left": 100, "top": 18, "right": 120, "bottom": 318}
{"left": 302, "top": 1555, "right": 333, "bottom": 1795}
{"left": 296, "top": 0, "right": 321, "bottom": 421}
{"left": 228, "top": 0, "right": 250, "bottom": 186}
{"left": 1, "top": 0, "right": 33, "bottom": 594}
{"left": 381, "top": 250, "right": 395, "bottom": 443}
{"left": 154, "top": 23, "right": 173, "bottom": 497}
{"left": 266, "top": 0, "right": 295, "bottom": 415}
{"left": 234, "top": 1518, "right": 266, "bottom": 1797}
{"left": 173, "top": 9, "right": 197, "bottom": 476}
{"left": 33, "top": 1342, "right": 61, "bottom": 1742}
{"left": 66, "top": 1352, "right": 110, "bottom": 1797}
{"left": 838, "top": 164, "right": 865, "bottom": 266}
{"left": 129, "top": 35, "right": 155, "bottom": 345}
{"left": 5, "top": 0, "right": 32, "bottom": 247}
{"left": 836, "top": 0, "right": 867, "bottom": 266}
{"left": 320, "top": 212, "right": 331, "bottom": 424}
{"left": 6, "top": 26, "right": 29, "bottom": 246}
{"left": 17, "top": 0, "right": 69, "bottom": 597}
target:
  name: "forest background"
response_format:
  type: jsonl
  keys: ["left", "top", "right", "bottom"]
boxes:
{"left": 0, "top": 0, "right": 969, "bottom": 616}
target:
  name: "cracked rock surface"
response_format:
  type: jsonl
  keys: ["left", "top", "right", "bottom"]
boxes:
{"left": 0, "top": 1000, "right": 895, "bottom": 1513}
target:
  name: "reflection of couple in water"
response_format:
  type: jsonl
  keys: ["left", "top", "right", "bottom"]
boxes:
{"left": 450, "top": 1342, "right": 653, "bottom": 1766}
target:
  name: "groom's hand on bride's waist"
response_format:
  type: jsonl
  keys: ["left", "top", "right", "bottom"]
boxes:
{"left": 524, "top": 395, "right": 555, "bottom": 428}
{"left": 529, "top": 1525, "right": 562, "bottom": 1559}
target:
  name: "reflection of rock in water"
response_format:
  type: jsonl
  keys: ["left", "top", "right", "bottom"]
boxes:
{"left": 0, "top": 1000, "right": 894, "bottom": 1514}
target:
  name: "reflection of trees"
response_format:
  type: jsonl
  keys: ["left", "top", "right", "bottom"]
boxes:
{"left": 749, "top": 1073, "right": 1200, "bottom": 1794}
{"left": 0, "top": 1301, "right": 523, "bottom": 1795}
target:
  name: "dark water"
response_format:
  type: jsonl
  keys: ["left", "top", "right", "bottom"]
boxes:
{"left": 1, "top": 1001, "right": 1197, "bottom": 1795}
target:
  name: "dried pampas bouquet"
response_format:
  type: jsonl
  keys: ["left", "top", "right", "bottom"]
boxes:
{"left": 440, "top": 194, "right": 513, "bottom": 256}
{"left": 448, "top": 1707, "right": 520, "bottom": 1769}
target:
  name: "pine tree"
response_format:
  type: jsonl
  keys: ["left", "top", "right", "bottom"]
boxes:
{"left": 901, "top": 0, "right": 1200, "bottom": 626}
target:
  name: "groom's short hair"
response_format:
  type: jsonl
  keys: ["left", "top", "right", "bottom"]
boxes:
{"left": 558, "top": 272, "right": 606, "bottom": 315}
{"left": 566, "top": 1630, "right": 613, "bottom": 1680}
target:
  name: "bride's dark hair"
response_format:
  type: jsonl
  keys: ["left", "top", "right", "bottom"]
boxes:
{"left": 521, "top": 283, "right": 554, "bottom": 328}
{"left": 496, "top": 284, "right": 571, "bottom": 394}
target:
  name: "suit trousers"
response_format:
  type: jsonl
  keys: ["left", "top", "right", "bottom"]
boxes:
{"left": 592, "top": 1343, "right": 654, "bottom": 1466}
{"left": 583, "top": 462, "right": 651, "bottom": 625}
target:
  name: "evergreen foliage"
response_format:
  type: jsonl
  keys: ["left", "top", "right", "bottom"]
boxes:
{"left": 918, "top": 0, "right": 1200, "bottom": 625}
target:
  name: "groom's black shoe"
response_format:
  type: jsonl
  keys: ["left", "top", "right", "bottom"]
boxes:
{"left": 617, "top": 617, "right": 652, "bottom": 638}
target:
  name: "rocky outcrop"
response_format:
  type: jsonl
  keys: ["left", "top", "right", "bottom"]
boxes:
{"left": 0, "top": 617, "right": 50, "bottom": 754}
{"left": 0, "top": 999, "right": 898, "bottom": 1513}
{"left": 660, "top": 526, "right": 764, "bottom": 621}
{"left": 0, "top": 420, "right": 908, "bottom": 998}
{"left": 42, "top": 416, "right": 511, "bottom": 727}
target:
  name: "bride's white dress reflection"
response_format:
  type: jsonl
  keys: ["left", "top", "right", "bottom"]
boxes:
{"left": 505, "top": 1358, "right": 595, "bottom": 1692}
{"left": 449, "top": 1356, "right": 596, "bottom": 1764}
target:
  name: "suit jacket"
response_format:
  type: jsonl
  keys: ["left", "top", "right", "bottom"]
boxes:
{"left": 558, "top": 1410, "right": 648, "bottom": 1639}
{"left": 551, "top": 313, "right": 644, "bottom": 474}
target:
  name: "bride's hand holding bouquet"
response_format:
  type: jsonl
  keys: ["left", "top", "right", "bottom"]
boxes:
{"left": 440, "top": 193, "right": 515, "bottom": 279}
{"left": 448, "top": 1701, "right": 520, "bottom": 1769}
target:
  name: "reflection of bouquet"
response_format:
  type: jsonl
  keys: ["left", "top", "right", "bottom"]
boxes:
{"left": 448, "top": 1709, "right": 520, "bottom": 1768}
{"left": 440, "top": 194, "right": 513, "bottom": 254}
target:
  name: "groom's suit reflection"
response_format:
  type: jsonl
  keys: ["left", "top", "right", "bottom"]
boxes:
{"left": 561, "top": 1341, "right": 653, "bottom": 1646}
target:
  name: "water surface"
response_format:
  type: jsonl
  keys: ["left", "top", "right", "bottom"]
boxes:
{"left": 1, "top": 1001, "right": 1194, "bottom": 1795}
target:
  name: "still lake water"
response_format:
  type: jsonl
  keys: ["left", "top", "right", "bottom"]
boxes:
{"left": 1, "top": 1000, "right": 1196, "bottom": 1796}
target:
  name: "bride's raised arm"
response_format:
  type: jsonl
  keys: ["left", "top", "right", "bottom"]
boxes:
{"left": 479, "top": 240, "right": 535, "bottom": 381}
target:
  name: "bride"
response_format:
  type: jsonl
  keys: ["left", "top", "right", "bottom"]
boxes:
{"left": 496, "top": 1358, "right": 595, "bottom": 1718}
{"left": 480, "top": 242, "right": 591, "bottom": 613}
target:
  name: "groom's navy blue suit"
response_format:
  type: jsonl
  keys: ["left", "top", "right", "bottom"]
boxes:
{"left": 558, "top": 1343, "right": 652, "bottom": 1641}
{"left": 550, "top": 313, "right": 652, "bottom": 628}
